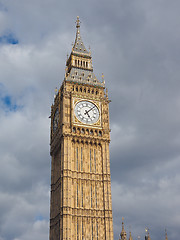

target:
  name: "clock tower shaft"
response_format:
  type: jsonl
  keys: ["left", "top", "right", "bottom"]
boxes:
{"left": 50, "top": 17, "right": 114, "bottom": 240}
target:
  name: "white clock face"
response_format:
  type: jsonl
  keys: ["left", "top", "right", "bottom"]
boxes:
{"left": 74, "top": 100, "right": 100, "bottom": 124}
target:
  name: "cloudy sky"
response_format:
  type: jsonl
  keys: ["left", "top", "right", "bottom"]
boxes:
{"left": 0, "top": 0, "right": 180, "bottom": 239}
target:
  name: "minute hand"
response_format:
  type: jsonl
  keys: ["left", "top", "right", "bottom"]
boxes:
{"left": 85, "top": 106, "right": 95, "bottom": 114}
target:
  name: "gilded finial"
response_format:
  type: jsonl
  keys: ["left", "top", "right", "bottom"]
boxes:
{"left": 120, "top": 217, "right": 127, "bottom": 240}
{"left": 76, "top": 16, "right": 81, "bottom": 28}
{"left": 129, "top": 230, "right": 133, "bottom": 240}
{"left": 102, "top": 73, "right": 104, "bottom": 80}
{"left": 145, "top": 228, "right": 151, "bottom": 240}
{"left": 54, "top": 87, "right": 58, "bottom": 99}
{"left": 55, "top": 87, "right": 58, "bottom": 94}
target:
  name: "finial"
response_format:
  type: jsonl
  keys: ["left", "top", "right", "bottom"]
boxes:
{"left": 76, "top": 16, "right": 81, "bottom": 28}
{"left": 54, "top": 87, "right": 58, "bottom": 99}
{"left": 129, "top": 230, "right": 133, "bottom": 240}
{"left": 102, "top": 73, "right": 104, "bottom": 81}
{"left": 89, "top": 46, "right": 91, "bottom": 53}
{"left": 145, "top": 228, "right": 151, "bottom": 240}
{"left": 165, "top": 228, "right": 168, "bottom": 240}
{"left": 120, "top": 217, "right": 127, "bottom": 240}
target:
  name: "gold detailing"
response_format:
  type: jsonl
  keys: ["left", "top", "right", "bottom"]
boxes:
{"left": 76, "top": 16, "right": 81, "bottom": 28}
{"left": 73, "top": 98, "right": 102, "bottom": 128}
{"left": 102, "top": 73, "right": 104, "bottom": 80}
{"left": 145, "top": 228, "right": 151, "bottom": 240}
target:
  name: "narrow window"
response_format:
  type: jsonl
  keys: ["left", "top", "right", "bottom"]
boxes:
{"left": 81, "top": 147, "right": 83, "bottom": 171}
{"left": 77, "top": 220, "right": 79, "bottom": 240}
{"left": 95, "top": 184, "right": 97, "bottom": 208}
{"left": 82, "top": 184, "right": 83, "bottom": 207}
{"left": 90, "top": 149, "right": 92, "bottom": 172}
{"left": 94, "top": 149, "right": 96, "bottom": 173}
{"left": 76, "top": 147, "right": 78, "bottom": 171}
{"left": 82, "top": 220, "right": 84, "bottom": 239}
{"left": 92, "top": 221, "right": 93, "bottom": 240}
{"left": 91, "top": 185, "right": 92, "bottom": 208}
{"left": 97, "top": 223, "right": 98, "bottom": 240}
{"left": 77, "top": 182, "right": 79, "bottom": 207}
{"left": 75, "top": 59, "right": 77, "bottom": 66}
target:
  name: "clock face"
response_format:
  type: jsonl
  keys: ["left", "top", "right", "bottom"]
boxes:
{"left": 53, "top": 108, "right": 59, "bottom": 132}
{"left": 74, "top": 100, "right": 100, "bottom": 124}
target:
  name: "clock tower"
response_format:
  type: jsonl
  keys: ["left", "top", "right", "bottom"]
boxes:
{"left": 50, "top": 17, "right": 114, "bottom": 240}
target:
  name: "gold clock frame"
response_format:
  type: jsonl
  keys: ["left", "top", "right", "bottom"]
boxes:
{"left": 72, "top": 97, "right": 102, "bottom": 128}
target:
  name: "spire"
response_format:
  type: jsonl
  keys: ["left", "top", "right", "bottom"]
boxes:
{"left": 165, "top": 229, "right": 168, "bottom": 240}
{"left": 120, "top": 217, "right": 127, "bottom": 240}
{"left": 129, "top": 231, "right": 133, "bottom": 240}
{"left": 72, "top": 16, "right": 89, "bottom": 55}
{"left": 76, "top": 16, "right": 81, "bottom": 29}
{"left": 65, "top": 17, "right": 105, "bottom": 88}
{"left": 145, "top": 228, "right": 151, "bottom": 240}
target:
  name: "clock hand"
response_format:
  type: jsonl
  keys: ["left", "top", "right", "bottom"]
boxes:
{"left": 85, "top": 110, "right": 91, "bottom": 118}
{"left": 85, "top": 106, "right": 95, "bottom": 114}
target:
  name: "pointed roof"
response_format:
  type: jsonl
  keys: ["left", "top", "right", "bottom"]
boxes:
{"left": 145, "top": 228, "right": 151, "bottom": 240}
{"left": 165, "top": 229, "right": 168, "bottom": 240}
{"left": 129, "top": 231, "right": 133, "bottom": 240}
{"left": 65, "top": 17, "right": 105, "bottom": 88}
{"left": 72, "top": 16, "right": 90, "bottom": 55}
{"left": 120, "top": 218, "right": 127, "bottom": 240}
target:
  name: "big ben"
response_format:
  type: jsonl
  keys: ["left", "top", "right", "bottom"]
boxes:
{"left": 50, "top": 17, "right": 114, "bottom": 240}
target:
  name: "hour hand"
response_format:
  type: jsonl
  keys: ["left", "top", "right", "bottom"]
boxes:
{"left": 85, "top": 110, "right": 90, "bottom": 118}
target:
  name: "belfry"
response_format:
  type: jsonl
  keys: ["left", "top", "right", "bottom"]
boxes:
{"left": 49, "top": 17, "right": 114, "bottom": 240}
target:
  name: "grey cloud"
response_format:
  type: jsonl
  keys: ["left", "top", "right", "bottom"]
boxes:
{"left": 0, "top": 0, "right": 180, "bottom": 240}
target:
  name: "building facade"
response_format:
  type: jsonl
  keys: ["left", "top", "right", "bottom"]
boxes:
{"left": 49, "top": 17, "right": 114, "bottom": 240}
